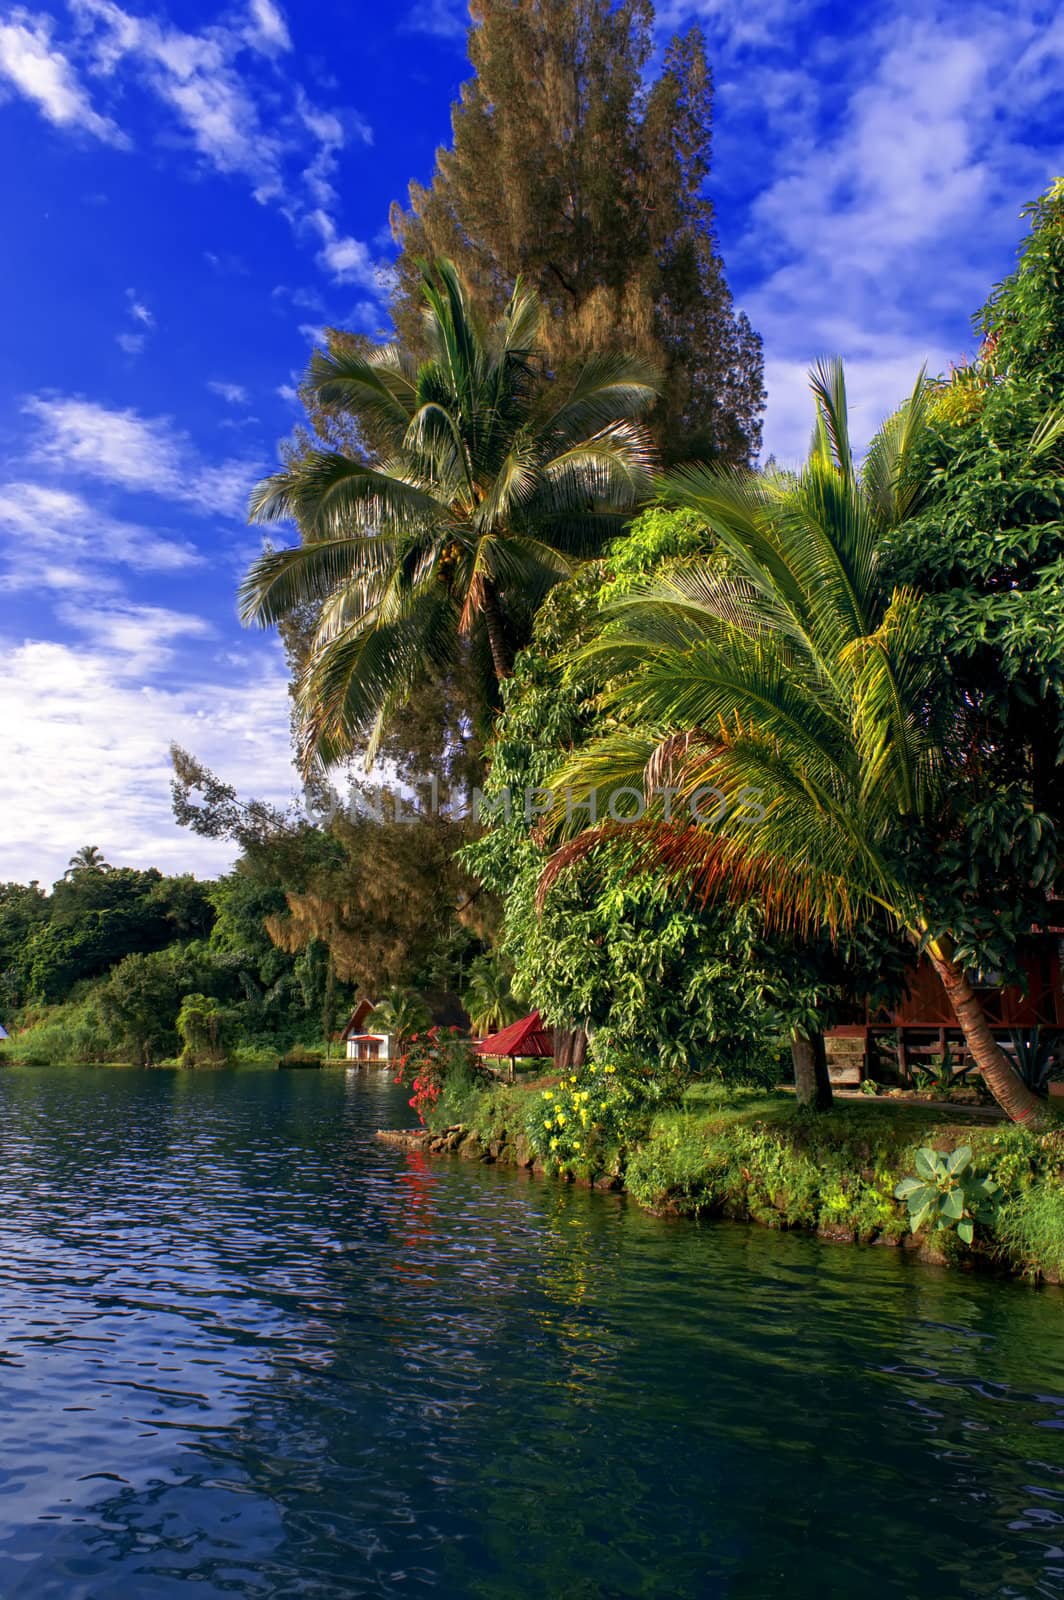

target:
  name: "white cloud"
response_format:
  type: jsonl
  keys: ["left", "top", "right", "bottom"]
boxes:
{"left": 658, "top": 0, "right": 817, "bottom": 48}
{"left": 296, "top": 86, "right": 371, "bottom": 208}
{"left": 25, "top": 395, "right": 259, "bottom": 518}
{"left": 72, "top": 0, "right": 286, "bottom": 199}
{"left": 115, "top": 289, "right": 153, "bottom": 355}
{"left": 307, "top": 207, "right": 382, "bottom": 289}
{"left": 0, "top": 629, "right": 298, "bottom": 884}
{"left": 126, "top": 290, "right": 153, "bottom": 325}
{"left": 277, "top": 383, "right": 299, "bottom": 402}
{"left": 690, "top": 0, "right": 1064, "bottom": 460}
{"left": 245, "top": 0, "right": 290, "bottom": 53}
{"left": 208, "top": 379, "right": 249, "bottom": 404}
{"left": 56, "top": 598, "right": 211, "bottom": 668}
{"left": 0, "top": 481, "right": 202, "bottom": 587}
{"left": 0, "top": 9, "right": 126, "bottom": 144}
{"left": 402, "top": 0, "right": 467, "bottom": 40}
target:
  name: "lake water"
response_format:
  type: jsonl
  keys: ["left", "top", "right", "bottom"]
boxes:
{"left": 0, "top": 1066, "right": 1062, "bottom": 1599}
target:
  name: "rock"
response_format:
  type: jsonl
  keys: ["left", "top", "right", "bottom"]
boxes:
{"left": 514, "top": 1136, "right": 536, "bottom": 1169}
{"left": 594, "top": 1173, "right": 623, "bottom": 1191}
{"left": 375, "top": 1128, "right": 428, "bottom": 1149}
{"left": 458, "top": 1133, "right": 482, "bottom": 1161}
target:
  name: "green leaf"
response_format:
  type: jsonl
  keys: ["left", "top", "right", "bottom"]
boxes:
{"left": 947, "top": 1145, "right": 973, "bottom": 1174}
{"left": 914, "top": 1148, "right": 939, "bottom": 1181}
{"left": 957, "top": 1219, "right": 974, "bottom": 1245}
{"left": 941, "top": 1187, "right": 964, "bottom": 1220}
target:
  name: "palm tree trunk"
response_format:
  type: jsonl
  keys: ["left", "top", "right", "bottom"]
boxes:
{"left": 791, "top": 1030, "right": 833, "bottom": 1110}
{"left": 482, "top": 588, "right": 512, "bottom": 683}
{"left": 926, "top": 945, "right": 1048, "bottom": 1126}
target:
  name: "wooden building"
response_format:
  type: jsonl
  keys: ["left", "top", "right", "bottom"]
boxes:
{"left": 340, "top": 999, "right": 391, "bottom": 1063}
{"left": 826, "top": 933, "right": 1064, "bottom": 1085}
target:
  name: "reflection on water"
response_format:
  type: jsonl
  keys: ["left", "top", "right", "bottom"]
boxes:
{"left": 0, "top": 1065, "right": 1061, "bottom": 1599}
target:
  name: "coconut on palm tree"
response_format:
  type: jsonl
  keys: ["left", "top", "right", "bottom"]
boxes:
{"left": 543, "top": 362, "right": 1052, "bottom": 1126}
{"left": 240, "top": 259, "right": 660, "bottom": 771}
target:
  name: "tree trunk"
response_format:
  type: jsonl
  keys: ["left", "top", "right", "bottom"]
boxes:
{"left": 482, "top": 587, "right": 512, "bottom": 683}
{"left": 791, "top": 1030, "right": 833, "bottom": 1110}
{"left": 552, "top": 1026, "right": 587, "bottom": 1072}
{"left": 927, "top": 946, "right": 1049, "bottom": 1126}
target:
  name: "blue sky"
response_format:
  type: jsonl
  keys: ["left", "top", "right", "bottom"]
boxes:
{"left": 0, "top": 0, "right": 1060, "bottom": 887}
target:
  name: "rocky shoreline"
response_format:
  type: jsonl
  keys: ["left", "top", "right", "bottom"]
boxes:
{"left": 375, "top": 1123, "right": 1064, "bottom": 1281}
{"left": 376, "top": 1124, "right": 624, "bottom": 1187}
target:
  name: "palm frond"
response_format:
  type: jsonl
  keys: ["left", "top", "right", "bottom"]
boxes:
{"left": 809, "top": 357, "right": 854, "bottom": 480}
{"left": 239, "top": 535, "right": 398, "bottom": 627}
{"left": 309, "top": 345, "right": 418, "bottom": 446}
{"left": 540, "top": 422, "right": 657, "bottom": 510}
{"left": 862, "top": 365, "right": 931, "bottom": 527}
{"left": 248, "top": 450, "right": 446, "bottom": 539}
{"left": 539, "top": 352, "right": 661, "bottom": 446}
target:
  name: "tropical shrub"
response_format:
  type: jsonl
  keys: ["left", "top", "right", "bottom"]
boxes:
{"left": 176, "top": 993, "right": 233, "bottom": 1067}
{"left": 394, "top": 1026, "right": 483, "bottom": 1124}
{"left": 894, "top": 1146, "right": 1001, "bottom": 1245}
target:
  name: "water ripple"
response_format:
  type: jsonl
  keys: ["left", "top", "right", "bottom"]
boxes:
{"left": 0, "top": 1065, "right": 1062, "bottom": 1599}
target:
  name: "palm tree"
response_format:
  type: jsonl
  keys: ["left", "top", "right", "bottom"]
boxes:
{"left": 462, "top": 951, "right": 522, "bottom": 1037}
{"left": 366, "top": 989, "right": 432, "bottom": 1054}
{"left": 544, "top": 361, "right": 1049, "bottom": 1125}
{"left": 240, "top": 259, "right": 660, "bottom": 771}
{"left": 66, "top": 845, "right": 109, "bottom": 877}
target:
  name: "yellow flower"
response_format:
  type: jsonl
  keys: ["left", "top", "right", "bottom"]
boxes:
{"left": 572, "top": 1142, "right": 581, "bottom": 1153}
{"left": 542, "top": 1089, "right": 553, "bottom": 1099}
{"left": 549, "top": 1137, "right": 559, "bottom": 1151}
{"left": 555, "top": 1113, "right": 566, "bottom": 1127}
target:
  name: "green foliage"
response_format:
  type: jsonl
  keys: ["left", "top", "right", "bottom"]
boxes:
{"left": 547, "top": 359, "right": 1050, "bottom": 1122}
{"left": 366, "top": 988, "right": 432, "bottom": 1051}
{"left": 176, "top": 993, "right": 233, "bottom": 1067}
{"left": 96, "top": 947, "right": 215, "bottom": 1065}
{"left": 241, "top": 258, "right": 658, "bottom": 769}
{"left": 888, "top": 180, "right": 1064, "bottom": 806}
{"left": 0, "top": 994, "right": 112, "bottom": 1065}
{"left": 0, "top": 879, "right": 49, "bottom": 1010}
{"left": 894, "top": 1146, "right": 1001, "bottom": 1246}
{"left": 394, "top": 1026, "right": 484, "bottom": 1123}
{"left": 526, "top": 1061, "right": 646, "bottom": 1175}
{"left": 461, "top": 951, "right": 520, "bottom": 1036}
{"left": 1007, "top": 1027, "right": 1064, "bottom": 1096}
{"left": 0, "top": 866, "right": 217, "bottom": 1012}
{"left": 464, "top": 506, "right": 911, "bottom": 1090}
{"left": 598, "top": 504, "right": 715, "bottom": 600}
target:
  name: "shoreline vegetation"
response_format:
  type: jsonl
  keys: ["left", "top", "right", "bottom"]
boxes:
{"left": 378, "top": 1076, "right": 1064, "bottom": 1286}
